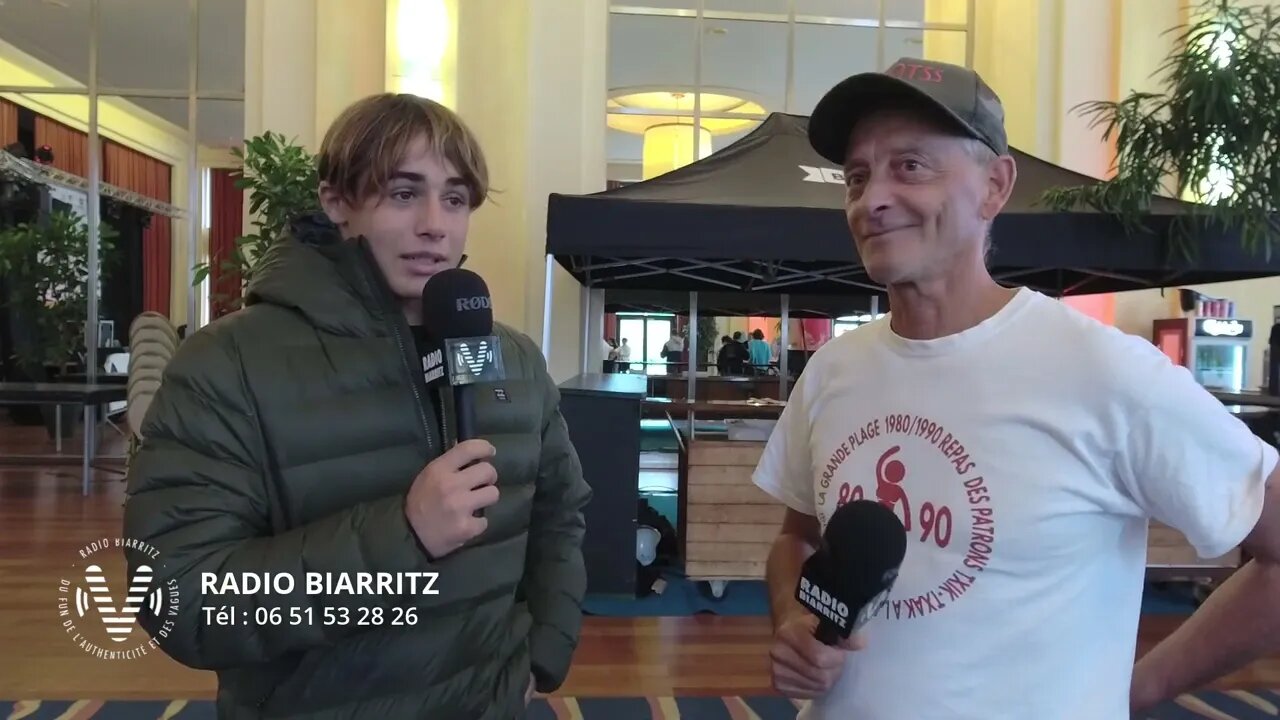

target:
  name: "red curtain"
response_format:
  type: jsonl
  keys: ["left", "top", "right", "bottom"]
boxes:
{"left": 104, "top": 141, "right": 172, "bottom": 316}
{"left": 208, "top": 168, "right": 244, "bottom": 319}
{"left": 0, "top": 99, "right": 16, "bottom": 147}
{"left": 604, "top": 313, "right": 617, "bottom": 342}
{"left": 34, "top": 116, "right": 88, "bottom": 176}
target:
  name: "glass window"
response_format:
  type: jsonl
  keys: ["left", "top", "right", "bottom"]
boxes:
{"left": 0, "top": 0, "right": 246, "bottom": 354}
{"left": 795, "top": 0, "right": 880, "bottom": 22}
{"left": 884, "top": 28, "right": 968, "bottom": 68}
{"left": 611, "top": 0, "right": 699, "bottom": 10}
{"left": 0, "top": 2, "right": 94, "bottom": 85}
{"left": 792, "top": 23, "right": 880, "bottom": 115}
{"left": 100, "top": 0, "right": 190, "bottom": 91}
{"left": 606, "top": 3, "right": 973, "bottom": 182}
{"left": 700, "top": 18, "right": 787, "bottom": 115}
{"left": 609, "top": 13, "right": 698, "bottom": 90}
{"left": 199, "top": 0, "right": 247, "bottom": 93}
{"left": 705, "top": 0, "right": 791, "bottom": 16}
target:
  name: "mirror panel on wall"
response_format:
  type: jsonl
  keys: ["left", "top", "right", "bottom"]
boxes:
{"left": 100, "top": 0, "right": 190, "bottom": 92}
{"left": 1, "top": 0, "right": 247, "bottom": 358}
{"left": 199, "top": 0, "right": 246, "bottom": 94}
{"left": 0, "top": 1, "right": 94, "bottom": 87}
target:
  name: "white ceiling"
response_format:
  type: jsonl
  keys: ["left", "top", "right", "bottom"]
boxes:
{"left": 0, "top": 0, "right": 954, "bottom": 161}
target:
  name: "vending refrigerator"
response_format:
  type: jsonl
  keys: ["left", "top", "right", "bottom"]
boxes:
{"left": 1153, "top": 317, "right": 1253, "bottom": 392}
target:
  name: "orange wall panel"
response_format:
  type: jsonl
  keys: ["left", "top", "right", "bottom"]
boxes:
{"left": 1063, "top": 293, "right": 1116, "bottom": 326}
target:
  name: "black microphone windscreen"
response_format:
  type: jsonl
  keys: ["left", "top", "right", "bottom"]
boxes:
{"left": 824, "top": 500, "right": 908, "bottom": 601}
{"left": 796, "top": 500, "right": 907, "bottom": 641}
{"left": 420, "top": 268, "right": 493, "bottom": 341}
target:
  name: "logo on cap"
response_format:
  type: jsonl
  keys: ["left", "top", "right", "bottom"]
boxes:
{"left": 886, "top": 62, "right": 944, "bottom": 83}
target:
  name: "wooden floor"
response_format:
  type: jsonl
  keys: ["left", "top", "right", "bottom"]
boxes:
{"left": 1, "top": 419, "right": 1279, "bottom": 701}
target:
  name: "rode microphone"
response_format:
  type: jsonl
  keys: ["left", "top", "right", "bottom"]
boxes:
{"left": 420, "top": 268, "right": 506, "bottom": 444}
{"left": 796, "top": 500, "right": 908, "bottom": 646}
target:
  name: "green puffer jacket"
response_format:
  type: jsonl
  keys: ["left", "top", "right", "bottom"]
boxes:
{"left": 122, "top": 217, "right": 592, "bottom": 719}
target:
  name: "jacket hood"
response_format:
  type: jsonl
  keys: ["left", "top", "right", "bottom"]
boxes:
{"left": 243, "top": 213, "right": 391, "bottom": 336}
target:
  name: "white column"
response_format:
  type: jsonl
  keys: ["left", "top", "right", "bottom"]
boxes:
{"left": 455, "top": 0, "right": 607, "bottom": 382}
{"left": 244, "top": 0, "right": 386, "bottom": 152}
{"left": 1054, "top": 0, "right": 1115, "bottom": 178}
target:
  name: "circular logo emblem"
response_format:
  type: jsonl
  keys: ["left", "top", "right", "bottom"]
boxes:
{"left": 818, "top": 413, "right": 997, "bottom": 622}
{"left": 57, "top": 537, "right": 179, "bottom": 661}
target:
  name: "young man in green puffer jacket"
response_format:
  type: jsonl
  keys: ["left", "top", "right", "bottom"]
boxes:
{"left": 122, "top": 93, "right": 592, "bottom": 719}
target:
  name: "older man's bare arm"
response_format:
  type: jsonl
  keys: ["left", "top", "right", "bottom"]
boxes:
{"left": 1130, "top": 464, "right": 1280, "bottom": 712}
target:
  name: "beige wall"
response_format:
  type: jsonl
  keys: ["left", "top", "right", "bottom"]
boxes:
{"left": 971, "top": 0, "right": 1058, "bottom": 160}
{"left": 243, "top": 0, "right": 386, "bottom": 153}
{"left": 454, "top": 0, "right": 607, "bottom": 383}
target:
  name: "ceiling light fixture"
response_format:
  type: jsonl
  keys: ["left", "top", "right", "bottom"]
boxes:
{"left": 607, "top": 86, "right": 766, "bottom": 180}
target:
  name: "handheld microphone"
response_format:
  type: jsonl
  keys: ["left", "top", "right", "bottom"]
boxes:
{"left": 796, "top": 500, "right": 907, "bottom": 646}
{"left": 420, "top": 268, "right": 506, "bottom": 444}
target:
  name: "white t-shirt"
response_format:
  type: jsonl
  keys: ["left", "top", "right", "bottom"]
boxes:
{"left": 753, "top": 287, "right": 1275, "bottom": 720}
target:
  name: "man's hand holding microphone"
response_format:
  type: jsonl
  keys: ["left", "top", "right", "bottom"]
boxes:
{"left": 404, "top": 267, "right": 508, "bottom": 559}
{"left": 770, "top": 609, "right": 866, "bottom": 697}
{"left": 767, "top": 500, "right": 907, "bottom": 699}
{"left": 404, "top": 439, "right": 499, "bottom": 559}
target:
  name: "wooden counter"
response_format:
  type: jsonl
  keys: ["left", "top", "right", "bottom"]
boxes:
{"left": 682, "top": 440, "right": 783, "bottom": 582}
{"left": 1146, "top": 523, "right": 1241, "bottom": 581}
{"left": 649, "top": 375, "right": 787, "bottom": 402}
{"left": 679, "top": 439, "right": 1242, "bottom": 585}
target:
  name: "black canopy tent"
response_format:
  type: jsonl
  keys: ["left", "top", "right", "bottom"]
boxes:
{"left": 541, "top": 112, "right": 1280, "bottom": 385}
{"left": 546, "top": 112, "right": 1280, "bottom": 300}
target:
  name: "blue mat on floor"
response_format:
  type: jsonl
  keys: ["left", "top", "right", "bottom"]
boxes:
{"left": 583, "top": 572, "right": 1202, "bottom": 618}
{"left": 5, "top": 692, "right": 1280, "bottom": 718}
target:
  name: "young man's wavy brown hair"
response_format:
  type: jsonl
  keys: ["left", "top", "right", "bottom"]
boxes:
{"left": 318, "top": 93, "right": 489, "bottom": 210}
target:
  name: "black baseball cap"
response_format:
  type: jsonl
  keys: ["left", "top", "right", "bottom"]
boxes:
{"left": 808, "top": 57, "right": 1008, "bottom": 164}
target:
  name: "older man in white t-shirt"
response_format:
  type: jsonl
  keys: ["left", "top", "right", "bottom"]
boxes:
{"left": 753, "top": 57, "right": 1280, "bottom": 719}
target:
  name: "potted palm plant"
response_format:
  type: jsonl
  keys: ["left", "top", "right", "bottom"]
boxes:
{"left": 0, "top": 209, "right": 117, "bottom": 435}
{"left": 193, "top": 131, "right": 320, "bottom": 313}
{"left": 1041, "top": 0, "right": 1280, "bottom": 260}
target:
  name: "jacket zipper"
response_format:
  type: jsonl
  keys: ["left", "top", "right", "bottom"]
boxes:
{"left": 350, "top": 241, "right": 437, "bottom": 458}
{"left": 438, "top": 385, "right": 453, "bottom": 448}
{"left": 254, "top": 236, "right": 439, "bottom": 711}
{"left": 392, "top": 319, "right": 436, "bottom": 457}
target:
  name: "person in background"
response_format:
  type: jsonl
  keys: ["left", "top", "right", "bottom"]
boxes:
{"left": 603, "top": 336, "right": 617, "bottom": 373}
{"left": 718, "top": 333, "right": 750, "bottom": 376}
{"left": 123, "top": 93, "right": 592, "bottom": 719}
{"left": 748, "top": 329, "right": 772, "bottom": 374}
{"left": 617, "top": 337, "right": 632, "bottom": 372}
{"left": 716, "top": 335, "right": 734, "bottom": 375}
{"left": 754, "top": 57, "right": 1280, "bottom": 719}
{"left": 661, "top": 332, "right": 685, "bottom": 374}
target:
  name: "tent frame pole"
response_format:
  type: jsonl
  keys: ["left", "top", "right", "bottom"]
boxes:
{"left": 687, "top": 290, "right": 698, "bottom": 441}
{"left": 580, "top": 285, "right": 590, "bottom": 375}
{"left": 542, "top": 254, "right": 555, "bottom": 361}
{"left": 85, "top": 0, "right": 101, "bottom": 386}
{"left": 780, "top": 293, "right": 790, "bottom": 398}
